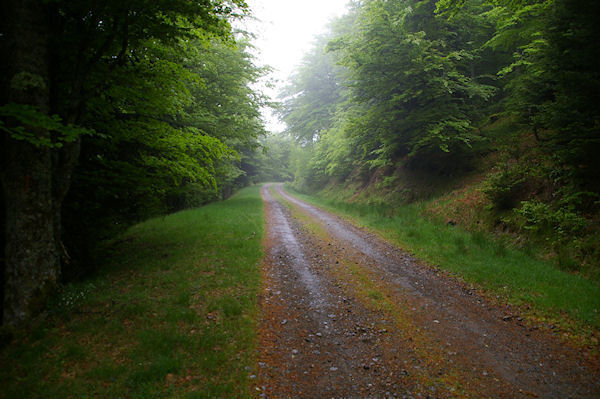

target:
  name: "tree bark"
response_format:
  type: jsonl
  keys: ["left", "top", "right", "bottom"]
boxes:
{"left": 1, "top": 0, "right": 59, "bottom": 326}
{"left": 52, "top": 140, "right": 81, "bottom": 267}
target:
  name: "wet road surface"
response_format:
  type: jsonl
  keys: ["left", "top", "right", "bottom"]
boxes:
{"left": 255, "top": 183, "right": 600, "bottom": 398}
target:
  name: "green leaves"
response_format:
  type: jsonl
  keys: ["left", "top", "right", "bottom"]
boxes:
{"left": 0, "top": 103, "right": 94, "bottom": 148}
{"left": 281, "top": 0, "right": 514, "bottom": 191}
{"left": 280, "top": 32, "right": 347, "bottom": 145}
{"left": 9, "top": 71, "right": 47, "bottom": 91}
{"left": 337, "top": 0, "right": 495, "bottom": 161}
{"left": 52, "top": 3, "right": 268, "bottom": 262}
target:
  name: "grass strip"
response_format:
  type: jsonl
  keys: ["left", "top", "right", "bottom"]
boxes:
{"left": 285, "top": 186, "right": 600, "bottom": 341}
{"left": 0, "top": 186, "right": 265, "bottom": 399}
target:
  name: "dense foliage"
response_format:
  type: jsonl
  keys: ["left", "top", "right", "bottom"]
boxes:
{"left": 0, "top": 0, "right": 269, "bottom": 324}
{"left": 2, "top": 0, "right": 598, "bottom": 325}
{"left": 281, "top": 0, "right": 600, "bottom": 273}
{"left": 283, "top": 0, "right": 502, "bottom": 189}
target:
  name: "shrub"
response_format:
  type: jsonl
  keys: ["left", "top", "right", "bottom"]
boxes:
{"left": 515, "top": 200, "right": 587, "bottom": 239}
{"left": 483, "top": 164, "right": 529, "bottom": 210}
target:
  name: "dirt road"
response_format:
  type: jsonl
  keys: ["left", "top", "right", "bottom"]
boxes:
{"left": 255, "top": 183, "right": 599, "bottom": 398}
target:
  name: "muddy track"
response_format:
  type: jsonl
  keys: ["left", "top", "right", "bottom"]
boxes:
{"left": 255, "top": 183, "right": 600, "bottom": 398}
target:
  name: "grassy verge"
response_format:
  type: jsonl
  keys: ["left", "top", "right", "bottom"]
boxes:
{"left": 285, "top": 185, "right": 600, "bottom": 343}
{"left": 0, "top": 186, "right": 264, "bottom": 399}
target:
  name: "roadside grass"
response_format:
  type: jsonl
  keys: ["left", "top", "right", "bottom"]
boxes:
{"left": 0, "top": 186, "right": 264, "bottom": 399}
{"left": 285, "top": 186, "right": 600, "bottom": 342}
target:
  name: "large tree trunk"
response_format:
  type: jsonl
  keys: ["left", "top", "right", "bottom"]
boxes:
{"left": 1, "top": 0, "right": 59, "bottom": 326}
{"left": 2, "top": 142, "right": 58, "bottom": 326}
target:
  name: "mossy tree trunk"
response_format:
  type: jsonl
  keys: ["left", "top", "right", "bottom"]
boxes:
{"left": 0, "top": 0, "right": 60, "bottom": 326}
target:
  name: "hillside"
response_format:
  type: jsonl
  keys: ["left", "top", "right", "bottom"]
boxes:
{"left": 276, "top": 0, "right": 600, "bottom": 281}
{"left": 298, "top": 118, "right": 600, "bottom": 281}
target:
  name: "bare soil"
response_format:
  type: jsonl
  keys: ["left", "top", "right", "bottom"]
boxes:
{"left": 255, "top": 183, "right": 600, "bottom": 398}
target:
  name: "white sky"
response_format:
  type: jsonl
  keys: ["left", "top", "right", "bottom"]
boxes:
{"left": 237, "top": 0, "right": 350, "bottom": 133}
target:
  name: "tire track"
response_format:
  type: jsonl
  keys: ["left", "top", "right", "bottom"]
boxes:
{"left": 256, "top": 183, "right": 600, "bottom": 398}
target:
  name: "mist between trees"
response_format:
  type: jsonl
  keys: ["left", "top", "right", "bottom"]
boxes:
{"left": 1, "top": 0, "right": 599, "bottom": 326}
{"left": 277, "top": 0, "right": 600, "bottom": 278}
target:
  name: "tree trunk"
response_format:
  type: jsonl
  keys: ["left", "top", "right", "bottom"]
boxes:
{"left": 1, "top": 0, "right": 59, "bottom": 326}
{"left": 2, "top": 143, "right": 58, "bottom": 326}
{"left": 52, "top": 140, "right": 82, "bottom": 267}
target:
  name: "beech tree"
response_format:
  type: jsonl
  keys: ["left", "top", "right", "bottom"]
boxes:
{"left": 0, "top": 0, "right": 249, "bottom": 326}
{"left": 280, "top": 33, "right": 347, "bottom": 146}
{"left": 1, "top": 0, "right": 58, "bottom": 327}
{"left": 284, "top": 0, "right": 498, "bottom": 191}
{"left": 334, "top": 0, "right": 496, "bottom": 168}
{"left": 62, "top": 35, "right": 268, "bottom": 268}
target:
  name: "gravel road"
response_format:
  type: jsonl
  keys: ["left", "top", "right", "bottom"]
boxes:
{"left": 255, "top": 183, "right": 600, "bottom": 398}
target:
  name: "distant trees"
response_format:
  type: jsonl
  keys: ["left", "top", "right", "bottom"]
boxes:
{"left": 280, "top": 33, "right": 347, "bottom": 146}
{"left": 282, "top": 0, "right": 499, "bottom": 187}
{"left": 0, "top": 0, "right": 269, "bottom": 326}
{"left": 279, "top": 17, "right": 353, "bottom": 190}
{"left": 281, "top": 0, "right": 600, "bottom": 270}
{"left": 282, "top": 0, "right": 599, "bottom": 193}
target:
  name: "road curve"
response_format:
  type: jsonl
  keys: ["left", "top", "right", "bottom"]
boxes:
{"left": 255, "top": 183, "right": 600, "bottom": 398}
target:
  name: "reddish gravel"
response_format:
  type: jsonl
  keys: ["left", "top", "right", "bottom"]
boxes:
{"left": 255, "top": 183, "right": 600, "bottom": 399}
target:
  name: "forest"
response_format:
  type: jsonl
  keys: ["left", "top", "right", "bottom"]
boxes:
{"left": 1, "top": 0, "right": 600, "bottom": 397}
{"left": 0, "top": 0, "right": 284, "bottom": 326}
{"left": 1, "top": 0, "right": 599, "bottom": 329}
{"left": 279, "top": 0, "right": 600, "bottom": 277}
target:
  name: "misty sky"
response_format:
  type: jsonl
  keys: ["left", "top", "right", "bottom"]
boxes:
{"left": 239, "top": 0, "right": 350, "bottom": 132}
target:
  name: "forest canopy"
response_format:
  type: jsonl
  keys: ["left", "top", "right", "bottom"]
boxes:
{"left": 281, "top": 0, "right": 600, "bottom": 272}
{"left": 0, "top": 0, "right": 273, "bottom": 326}
{"left": 1, "top": 0, "right": 599, "bottom": 326}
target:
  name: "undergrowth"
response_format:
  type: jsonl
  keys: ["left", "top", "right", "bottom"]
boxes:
{"left": 0, "top": 186, "right": 265, "bottom": 399}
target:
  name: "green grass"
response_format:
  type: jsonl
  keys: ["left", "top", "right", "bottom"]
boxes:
{"left": 285, "top": 186, "right": 600, "bottom": 337}
{"left": 0, "top": 185, "right": 265, "bottom": 399}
